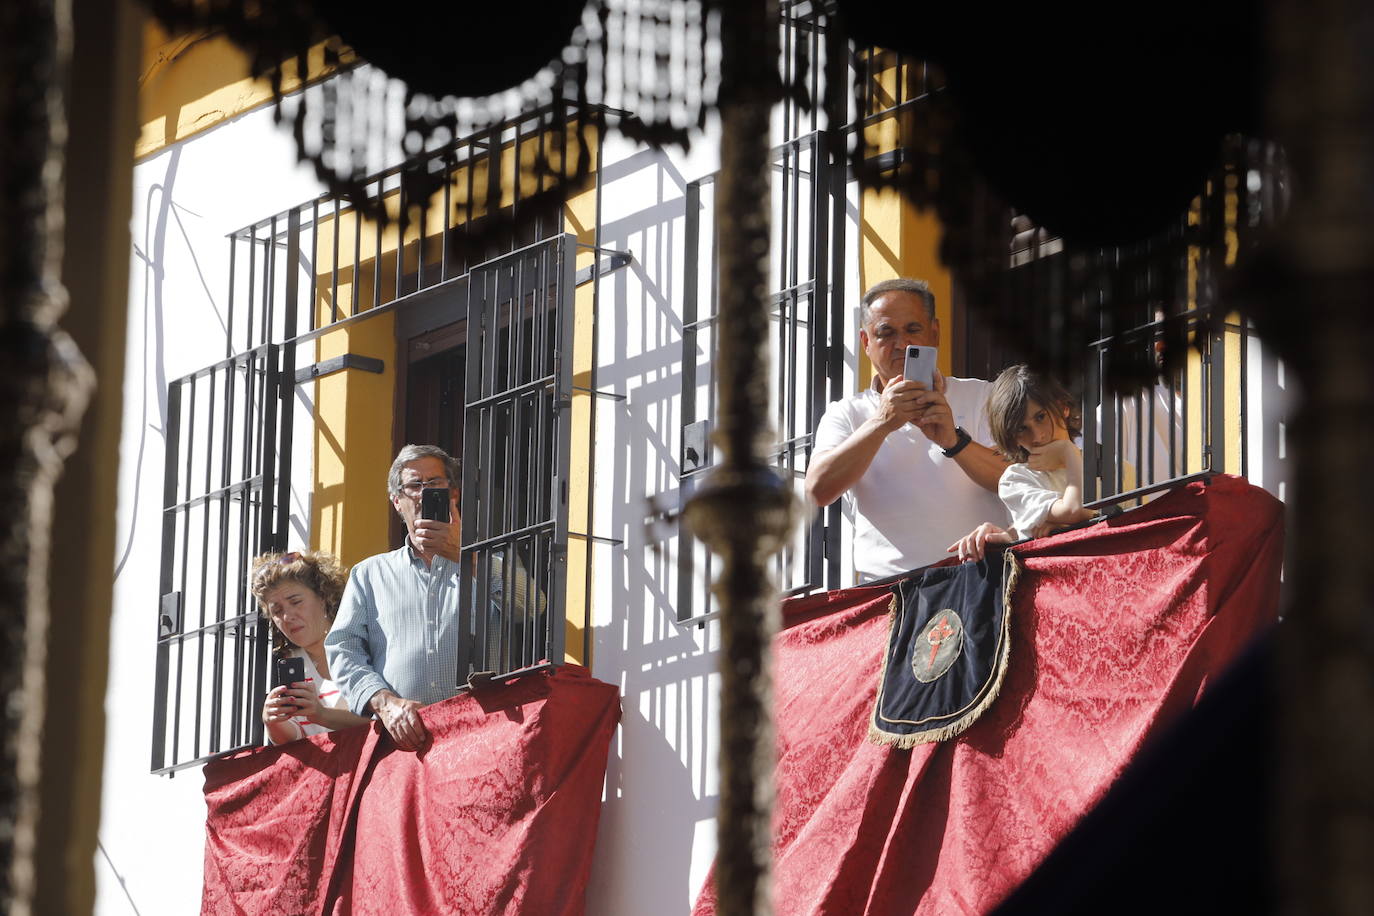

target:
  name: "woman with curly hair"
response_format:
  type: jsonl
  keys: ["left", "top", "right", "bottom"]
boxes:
{"left": 251, "top": 550, "right": 371, "bottom": 744}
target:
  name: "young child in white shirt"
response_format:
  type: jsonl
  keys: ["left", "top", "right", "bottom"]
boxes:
{"left": 947, "top": 364, "right": 1096, "bottom": 560}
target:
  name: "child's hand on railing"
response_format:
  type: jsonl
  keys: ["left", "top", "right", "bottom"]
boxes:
{"left": 946, "top": 522, "right": 1014, "bottom": 562}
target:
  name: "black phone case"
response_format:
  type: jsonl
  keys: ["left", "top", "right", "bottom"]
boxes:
{"left": 273, "top": 656, "right": 305, "bottom": 689}
{"left": 420, "top": 487, "right": 450, "bottom": 523}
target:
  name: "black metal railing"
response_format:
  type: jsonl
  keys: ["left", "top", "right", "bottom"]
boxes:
{"left": 1000, "top": 139, "right": 1287, "bottom": 508}
{"left": 152, "top": 344, "right": 292, "bottom": 774}
{"left": 153, "top": 241, "right": 579, "bottom": 775}
{"left": 1081, "top": 306, "right": 1248, "bottom": 509}
{"left": 674, "top": 9, "right": 950, "bottom": 621}
{"left": 224, "top": 103, "right": 583, "bottom": 357}
{"left": 841, "top": 11, "right": 1285, "bottom": 513}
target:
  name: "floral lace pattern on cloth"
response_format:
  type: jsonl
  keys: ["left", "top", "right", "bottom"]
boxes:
{"left": 694, "top": 475, "right": 1283, "bottom": 915}
{"left": 201, "top": 665, "right": 620, "bottom": 916}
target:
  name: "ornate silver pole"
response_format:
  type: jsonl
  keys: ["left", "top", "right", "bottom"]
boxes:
{"left": 686, "top": 1, "right": 791, "bottom": 914}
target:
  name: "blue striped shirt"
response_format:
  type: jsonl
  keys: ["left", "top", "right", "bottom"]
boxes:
{"left": 325, "top": 544, "right": 464, "bottom": 716}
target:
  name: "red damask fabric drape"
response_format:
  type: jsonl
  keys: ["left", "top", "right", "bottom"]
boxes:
{"left": 201, "top": 665, "right": 620, "bottom": 916}
{"left": 694, "top": 475, "right": 1283, "bottom": 915}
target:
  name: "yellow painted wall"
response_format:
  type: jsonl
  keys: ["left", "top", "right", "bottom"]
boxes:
{"left": 858, "top": 189, "right": 954, "bottom": 383}
{"left": 137, "top": 20, "right": 353, "bottom": 160}
{"left": 312, "top": 316, "right": 397, "bottom": 567}
{"left": 1183, "top": 192, "right": 1246, "bottom": 480}
{"left": 561, "top": 132, "right": 600, "bottom": 668}
{"left": 1223, "top": 314, "right": 1243, "bottom": 476}
{"left": 298, "top": 154, "right": 421, "bottom": 568}
{"left": 857, "top": 54, "right": 954, "bottom": 386}
{"left": 305, "top": 190, "right": 414, "bottom": 568}
{"left": 902, "top": 203, "right": 954, "bottom": 376}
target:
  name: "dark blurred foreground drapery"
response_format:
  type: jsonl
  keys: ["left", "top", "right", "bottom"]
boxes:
{"left": 200, "top": 666, "right": 619, "bottom": 916}
{"left": 0, "top": 1, "right": 116, "bottom": 913}
{"left": 693, "top": 476, "right": 1283, "bottom": 915}
{"left": 993, "top": 625, "right": 1275, "bottom": 915}
{"left": 140, "top": 0, "right": 722, "bottom": 233}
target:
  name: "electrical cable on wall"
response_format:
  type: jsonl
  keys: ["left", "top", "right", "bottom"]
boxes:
{"left": 97, "top": 838, "right": 144, "bottom": 916}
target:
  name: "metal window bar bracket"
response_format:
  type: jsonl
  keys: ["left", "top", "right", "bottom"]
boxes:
{"left": 292, "top": 353, "right": 385, "bottom": 384}
{"left": 573, "top": 248, "right": 632, "bottom": 287}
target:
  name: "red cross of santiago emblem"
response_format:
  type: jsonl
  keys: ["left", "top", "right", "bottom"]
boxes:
{"left": 912, "top": 609, "right": 964, "bottom": 683}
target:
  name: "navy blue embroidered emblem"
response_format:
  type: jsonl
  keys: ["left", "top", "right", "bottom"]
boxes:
{"left": 870, "top": 550, "right": 1020, "bottom": 747}
{"left": 913, "top": 610, "right": 964, "bottom": 683}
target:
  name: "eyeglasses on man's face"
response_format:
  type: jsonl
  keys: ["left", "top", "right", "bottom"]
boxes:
{"left": 400, "top": 476, "right": 450, "bottom": 496}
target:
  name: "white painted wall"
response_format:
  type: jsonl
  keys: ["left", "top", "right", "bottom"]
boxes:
{"left": 581, "top": 128, "right": 864, "bottom": 913}
{"left": 100, "top": 104, "right": 324, "bottom": 916}
{"left": 581, "top": 132, "right": 725, "bottom": 913}
{"left": 104, "top": 94, "right": 860, "bottom": 913}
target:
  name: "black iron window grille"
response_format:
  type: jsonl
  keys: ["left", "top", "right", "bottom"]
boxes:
{"left": 840, "top": 13, "right": 1288, "bottom": 513}
{"left": 458, "top": 235, "right": 575, "bottom": 676}
{"left": 674, "top": 7, "right": 953, "bottom": 623}
{"left": 676, "top": 126, "right": 848, "bottom": 625}
{"left": 152, "top": 106, "right": 593, "bottom": 773}
{"left": 152, "top": 344, "right": 293, "bottom": 774}
{"left": 675, "top": 9, "right": 918, "bottom": 624}
{"left": 224, "top": 102, "right": 586, "bottom": 357}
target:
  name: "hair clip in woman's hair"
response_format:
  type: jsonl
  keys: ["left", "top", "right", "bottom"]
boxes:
{"left": 253, "top": 551, "right": 303, "bottom": 587}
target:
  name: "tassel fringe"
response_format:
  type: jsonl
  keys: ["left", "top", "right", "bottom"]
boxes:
{"left": 868, "top": 550, "right": 1022, "bottom": 748}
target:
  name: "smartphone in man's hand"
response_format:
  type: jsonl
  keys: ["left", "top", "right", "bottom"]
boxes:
{"left": 903, "top": 345, "right": 937, "bottom": 387}
{"left": 420, "top": 486, "right": 451, "bottom": 523}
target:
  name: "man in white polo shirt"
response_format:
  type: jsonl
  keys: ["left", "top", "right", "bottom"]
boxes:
{"left": 805, "top": 278, "right": 1010, "bottom": 581}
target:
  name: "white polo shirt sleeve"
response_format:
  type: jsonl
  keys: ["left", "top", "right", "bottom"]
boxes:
{"left": 812, "top": 396, "right": 858, "bottom": 457}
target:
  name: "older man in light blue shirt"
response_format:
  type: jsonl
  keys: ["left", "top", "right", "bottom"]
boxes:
{"left": 326, "top": 444, "right": 464, "bottom": 751}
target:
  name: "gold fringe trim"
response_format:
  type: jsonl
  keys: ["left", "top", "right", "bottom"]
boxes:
{"left": 867, "top": 551, "right": 1022, "bottom": 748}
{"left": 866, "top": 590, "right": 901, "bottom": 738}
